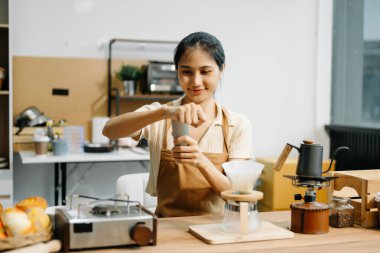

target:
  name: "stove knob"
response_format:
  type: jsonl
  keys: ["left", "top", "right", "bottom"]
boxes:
{"left": 130, "top": 222, "right": 152, "bottom": 246}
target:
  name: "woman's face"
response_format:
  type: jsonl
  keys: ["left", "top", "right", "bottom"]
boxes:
{"left": 177, "top": 48, "right": 223, "bottom": 104}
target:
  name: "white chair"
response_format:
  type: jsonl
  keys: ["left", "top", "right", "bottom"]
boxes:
{"left": 115, "top": 173, "right": 157, "bottom": 212}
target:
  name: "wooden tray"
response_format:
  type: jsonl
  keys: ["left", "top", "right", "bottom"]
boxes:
{"left": 189, "top": 221, "right": 294, "bottom": 245}
{"left": 331, "top": 170, "right": 380, "bottom": 228}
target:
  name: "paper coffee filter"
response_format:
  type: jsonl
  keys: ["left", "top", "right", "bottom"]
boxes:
{"left": 222, "top": 161, "right": 264, "bottom": 193}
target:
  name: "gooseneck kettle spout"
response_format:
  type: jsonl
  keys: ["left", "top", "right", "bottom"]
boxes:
{"left": 323, "top": 146, "right": 350, "bottom": 174}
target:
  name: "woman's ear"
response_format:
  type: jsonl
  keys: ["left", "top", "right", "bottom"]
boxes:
{"left": 219, "top": 64, "right": 225, "bottom": 78}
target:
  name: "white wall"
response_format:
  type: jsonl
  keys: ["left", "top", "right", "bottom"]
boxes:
{"left": 12, "top": 0, "right": 332, "bottom": 158}
{"left": 11, "top": 0, "right": 334, "bottom": 204}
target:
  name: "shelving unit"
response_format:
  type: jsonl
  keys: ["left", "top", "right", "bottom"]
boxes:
{"left": 107, "top": 38, "right": 181, "bottom": 117}
{"left": 0, "top": 0, "right": 12, "bottom": 208}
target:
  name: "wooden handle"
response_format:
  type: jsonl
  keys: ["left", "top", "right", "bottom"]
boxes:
{"left": 273, "top": 144, "right": 293, "bottom": 171}
{"left": 221, "top": 190, "right": 263, "bottom": 202}
{"left": 130, "top": 223, "right": 153, "bottom": 246}
{"left": 46, "top": 240, "right": 62, "bottom": 252}
{"left": 239, "top": 202, "right": 249, "bottom": 234}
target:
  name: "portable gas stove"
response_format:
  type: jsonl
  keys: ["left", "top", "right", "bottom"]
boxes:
{"left": 274, "top": 141, "right": 349, "bottom": 234}
{"left": 55, "top": 195, "right": 157, "bottom": 252}
{"left": 284, "top": 175, "right": 336, "bottom": 234}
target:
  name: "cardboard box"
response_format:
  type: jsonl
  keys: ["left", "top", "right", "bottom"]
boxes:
{"left": 256, "top": 157, "right": 334, "bottom": 211}
{"left": 13, "top": 127, "right": 64, "bottom": 152}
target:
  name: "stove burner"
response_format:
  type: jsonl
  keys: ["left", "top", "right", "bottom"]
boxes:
{"left": 284, "top": 175, "right": 337, "bottom": 189}
{"left": 91, "top": 204, "right": 122, "bottom": 216}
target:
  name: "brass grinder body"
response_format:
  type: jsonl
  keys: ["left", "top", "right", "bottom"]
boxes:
{"left": 290, "top": 201, "right": 329, "bottom": 234}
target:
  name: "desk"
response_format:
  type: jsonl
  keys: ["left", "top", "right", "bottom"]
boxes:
{"left": 76, "top": 211, "right": 380, "bottom": 253}
{"left": 19, "top": 149, "right": 150, "bottom": 205}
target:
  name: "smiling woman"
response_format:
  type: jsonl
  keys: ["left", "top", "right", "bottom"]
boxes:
{"left": 102, "top": 32, "right": 253, "bottom": 218}
{"left": 177, "top": 47, "right": 222, "bottom": 104}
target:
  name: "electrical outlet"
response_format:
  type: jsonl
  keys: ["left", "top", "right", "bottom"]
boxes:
{"left": 52, "top": 88, "right": 69, "bottom": 96}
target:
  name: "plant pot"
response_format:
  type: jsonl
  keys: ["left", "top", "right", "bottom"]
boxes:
{"left": 123, "top": 80, "right": 136, "bottom": 95}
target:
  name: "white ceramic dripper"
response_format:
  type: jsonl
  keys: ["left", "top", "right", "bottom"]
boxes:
{"left": 223, "top": 160, "right": 264, "bottom": 194}
{"left": 221, "top": 160, "right": 264, "bottom": 234}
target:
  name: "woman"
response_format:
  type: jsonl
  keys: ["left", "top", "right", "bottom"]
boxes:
{"left": 103, "top": 31, "right": 252, "bottom": 217}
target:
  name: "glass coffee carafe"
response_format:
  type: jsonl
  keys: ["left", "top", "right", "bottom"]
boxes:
{"left": 221, "top": 160, "right": 264, "bottom": 234}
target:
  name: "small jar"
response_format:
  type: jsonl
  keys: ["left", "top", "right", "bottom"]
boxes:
{"left": 329, "top": 196, "right": 354, "bottom": 228}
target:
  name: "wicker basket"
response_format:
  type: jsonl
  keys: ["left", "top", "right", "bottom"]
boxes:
{"left": 0, "top": 227, "right": 52, "bottom": 252}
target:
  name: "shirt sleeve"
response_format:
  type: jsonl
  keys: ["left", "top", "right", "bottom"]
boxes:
{"left": 228, "top": 114, "right": 253, "bottom": 159}
{"left": 134, "top": 102, "right": 162, "bottom": 140}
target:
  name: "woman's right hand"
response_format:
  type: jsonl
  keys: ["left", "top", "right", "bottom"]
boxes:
{"left": 163, "top": 103, "right": 207, "bottom": 127}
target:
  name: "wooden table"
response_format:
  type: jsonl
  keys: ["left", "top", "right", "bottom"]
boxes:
{"left": 76, "top": 211, "right": 380, "bottom": 253}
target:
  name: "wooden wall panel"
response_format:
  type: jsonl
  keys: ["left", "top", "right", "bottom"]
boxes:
{"left": 13, "top": 56, "right": 146, "bottom": 141}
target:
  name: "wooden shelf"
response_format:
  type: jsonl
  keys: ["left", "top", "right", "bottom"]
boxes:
{"left": 0, "top": 91, "right": 9, "bottom": 95}
{"left": 107, "top": 38, "right": 180, "bottom": 116}
{"left": 0, "top": 24, "right": 9, "bottom": 28}
{"left": 111, "top": 94, "right": 182, "bottom": 101}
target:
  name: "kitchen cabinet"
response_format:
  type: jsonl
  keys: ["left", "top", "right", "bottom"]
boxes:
{"left": 0, "top": 0, "right": 12, "bottom": 208}
{"left": 256, "top": 157, "right": 334, "bottom": 211}
{"left": 107, "top": 38, "right": 182, "bottom": 117}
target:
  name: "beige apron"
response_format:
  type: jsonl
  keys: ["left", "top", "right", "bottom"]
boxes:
{"left": 155, "top": 108, "right": 230, "bottom": 217}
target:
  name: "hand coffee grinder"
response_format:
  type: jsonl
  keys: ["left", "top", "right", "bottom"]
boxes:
{"left": 273, "top": 140, "right": 349, "bottom": 234}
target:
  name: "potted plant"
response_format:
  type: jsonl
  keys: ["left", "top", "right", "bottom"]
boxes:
{"left": 116, "top": 65, "right": 142, "bottom": 95}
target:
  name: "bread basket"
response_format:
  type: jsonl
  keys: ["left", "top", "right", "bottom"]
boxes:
{"left": 0, "top": 225, "right": 52, "bottom": 251}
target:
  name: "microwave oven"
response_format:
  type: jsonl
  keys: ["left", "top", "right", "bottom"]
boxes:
{"left": 146, "top": 61, "right": 183, "bottom": 94}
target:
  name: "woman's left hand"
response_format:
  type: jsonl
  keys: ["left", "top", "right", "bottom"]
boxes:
{"left": 172, "top": 136, "right": 207, "bottom": 166}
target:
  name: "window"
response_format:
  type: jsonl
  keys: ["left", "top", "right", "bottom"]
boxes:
{"left": 331, "top": 0, "right": 380, "bottom": 127}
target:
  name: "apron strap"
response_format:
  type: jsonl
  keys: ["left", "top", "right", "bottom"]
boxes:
{"left": 221, "top": 107, "right": 230, "bottom": 154}
{"left": 163, "top": 119, "right": 171, "bottom": 149}
{"left": 162, "top": 101, "right": 175, "bottom": 150}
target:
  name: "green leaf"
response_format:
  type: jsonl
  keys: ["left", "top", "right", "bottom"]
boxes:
{"left": 116, "top": 65, "right": 142, "bottom": 81}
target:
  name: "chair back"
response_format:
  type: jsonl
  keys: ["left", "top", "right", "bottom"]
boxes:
{"left": 115, "top": 173, "right": 157, "bottom": 210}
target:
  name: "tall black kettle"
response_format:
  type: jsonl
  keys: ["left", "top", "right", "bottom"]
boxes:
{"left": 274, "top": 140, "right": 349, "bottom": 178}
{"left": 292, "top": 140, "right": 324, "bottom": 178}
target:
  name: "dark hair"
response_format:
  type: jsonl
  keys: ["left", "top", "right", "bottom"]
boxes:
{"left": 174, "top": 32, "right": 225, "bottom": 71}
